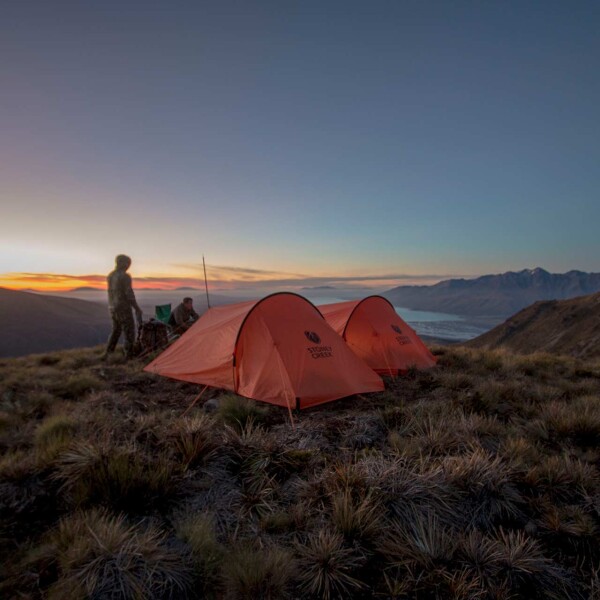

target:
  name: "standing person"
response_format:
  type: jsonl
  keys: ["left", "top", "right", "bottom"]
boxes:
{"left": 103, "top": 254, "right": 143, "bottom": 359}
{"left": 169, "top": 297, "right": 199, "bottom": 335}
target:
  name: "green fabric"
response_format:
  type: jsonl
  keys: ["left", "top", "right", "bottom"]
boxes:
{"left": 155, "top": 304, "right": 172, "bottom": 324}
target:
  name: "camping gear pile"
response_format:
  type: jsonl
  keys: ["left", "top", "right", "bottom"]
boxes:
{"left": 145, "top": 293, "right": 436, "bottom": 410}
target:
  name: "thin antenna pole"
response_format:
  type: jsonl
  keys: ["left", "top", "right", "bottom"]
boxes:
{"left": 202, "top": 255, "right": 211, "bottom": 309}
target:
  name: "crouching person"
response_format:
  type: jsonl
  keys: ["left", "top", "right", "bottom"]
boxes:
{"left": 169, "top": 297, "right": 199, "bottom": 335}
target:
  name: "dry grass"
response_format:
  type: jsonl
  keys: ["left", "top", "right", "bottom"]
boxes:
{"left": 54, "top": 441, "right": 179, "bottom": 511}
{"left": 1, "top": 344, "right": 599, "bottom": 599}
{"left": 221, "top": 542, "right": 294, "bottom": 599}
{"left": 296, "top": 529, "right": 366, "bottom": 599}
{"left": 21, "top": 509, "right": 192, "bottom": 599}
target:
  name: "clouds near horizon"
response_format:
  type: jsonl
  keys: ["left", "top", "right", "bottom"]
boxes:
{"left": 0, "top": 267, "right": 456, "bottom": 292}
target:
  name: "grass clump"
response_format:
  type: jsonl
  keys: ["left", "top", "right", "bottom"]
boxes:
{"left": 217, "top": 394, "right": 268, "bottom": 430}
{"left": 221, "top": 542, "right": 293, "bottom": 599}
{"left": 443, "top": 448, "right": 524, "bottom": 530}
{"left": 541, "top": 396, "right": 600, "bottom": 449}
{"left": 34, "top": 414, "right": 78, "bottom": 463}
{"left": 330, "top": 488, "right": 382, "bottom": 543}
{"left": 296, "top": 529, "right": 365, "bottom": 599}
{"left": 171, "top": 414, "right": 218, "bottom": 469}
{"left": 175, "top": 512, "right": 223, "bottom": 590}
{"left": 52, "top": 371, "right": 104, "bottom": 400}
{"left": 55, "top": 442, "right": 178, "bottom": 511}
{"left": 23, "top": 509, "right": 192, "bottom": 599}
{"left": 525, "top": 455, "right": 599, "bottom": 503}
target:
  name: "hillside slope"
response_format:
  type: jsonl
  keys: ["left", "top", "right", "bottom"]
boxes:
{"left": 467, "top": 291, "right": 600, "bottom": 359}
{"left": 0, "top": 288, "right": 111, "bottom": 357}
{"left": 383, "top": 268, "right": 600, "bottom": 318}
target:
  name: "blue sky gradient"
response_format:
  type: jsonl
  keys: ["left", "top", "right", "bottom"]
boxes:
{"left": 1, "top": 1, "right": 599, "bottom": 288}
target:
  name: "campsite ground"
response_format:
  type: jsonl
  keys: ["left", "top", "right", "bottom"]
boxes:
{"left": 1, "top": 345, "right": 599, "bottom": 599}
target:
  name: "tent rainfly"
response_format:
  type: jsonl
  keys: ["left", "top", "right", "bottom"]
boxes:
{"left": 144, "top": 292, "right": 384, "bottom": 409}
{"left": 319, "top": 295, "right": 437, "bottom": 376}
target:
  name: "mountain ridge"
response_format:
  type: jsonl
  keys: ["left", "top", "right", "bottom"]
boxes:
{"left": 383, "top": 268, "right": 600, "bottom": 318}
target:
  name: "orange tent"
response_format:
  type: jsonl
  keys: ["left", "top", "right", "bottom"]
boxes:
{"left": 144, "top": 293, "right": 384, "bottom": 409}
{"left": 319, "top": 296, "right": 437, "bottom": 376}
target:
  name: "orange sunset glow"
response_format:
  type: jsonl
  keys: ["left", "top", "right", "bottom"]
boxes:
{"left": 0, "top": 269, "right": 447, "bottom": 293}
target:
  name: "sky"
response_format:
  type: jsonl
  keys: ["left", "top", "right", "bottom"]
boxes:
{"left": 1, "top": 1, "right": 599, "bottom": 292}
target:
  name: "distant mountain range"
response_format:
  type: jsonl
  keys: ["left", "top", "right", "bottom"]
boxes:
{"left": 69, "top": 286, "right": 202, "bottom": 292}
{"left": 0, "top": 288, "right": 111, "bottom": 358}
{"left": 383, "top": 268, "right": 600, "bottom": 319}
{"left": 467, "top": 291, "right": 600, "bottom": 360}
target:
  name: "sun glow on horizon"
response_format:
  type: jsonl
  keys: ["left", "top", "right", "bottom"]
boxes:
{"left": 0, "top": 268, "right": 452, "bottom": 293}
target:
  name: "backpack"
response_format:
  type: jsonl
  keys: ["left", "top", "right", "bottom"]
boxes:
{"left": 138, "top": 319, "right": 169, "bottom": 353}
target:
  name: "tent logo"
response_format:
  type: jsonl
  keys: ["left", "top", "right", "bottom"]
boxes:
{"left": 304, "top": 331, "right": 321, "bottom": 344}
{"left": 391, "top": 324, "right": 402, "bottom": 334}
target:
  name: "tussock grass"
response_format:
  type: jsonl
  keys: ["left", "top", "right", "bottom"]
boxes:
{"left": 22, "top": 509, "right": 192, "bottom": 599}
{"left": 52, "top": 371, "right": 104, "bottom": 399}
{"left": 540, "top": 396, "right": 600, "bottom": 449}
{"left": 2, "top": 344, "right": 599, "bottom": 599}
{"left": 175, "top": 511, "right": 223, "bottom": 590}
{"left": 0, "top": 449, "right": 36, "bottom": 481}
{"left": 379, "top": 511, "right": 457, "bottom": 570}
{"left": 296, "top": 529, "right": 365, "bottom": 599}
{"left": 170, "top": 414, "right": 218, "bottom": 469}
{"left": 221, "top": 542, "right": 293, "bottom": 599}
{"left": 330, "top": 488, "right": 383, "bottom": 542}
{"left": 35, "top": 414, "right": 77, "bottom": 444}
{"left": 0, "top": 410, "right": 15, "bottom": 432}
{"left": 217, "top": 394, "right": 269, "bottom": 430}
{"left": 34, "top": 414, "right": 78, "bottom": 463}
{"left": 525, "top": 455, "right": 600, "bottom": 503}
{"left": 443, "top": 448, "right": 524, "bottom": 530}
{"left": 55, "top": 442, "right": 178, "bottom": 511}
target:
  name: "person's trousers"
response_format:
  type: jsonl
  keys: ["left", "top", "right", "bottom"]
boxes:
{"left": 106, "top": 308, "right": 136, "bottom": 357}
